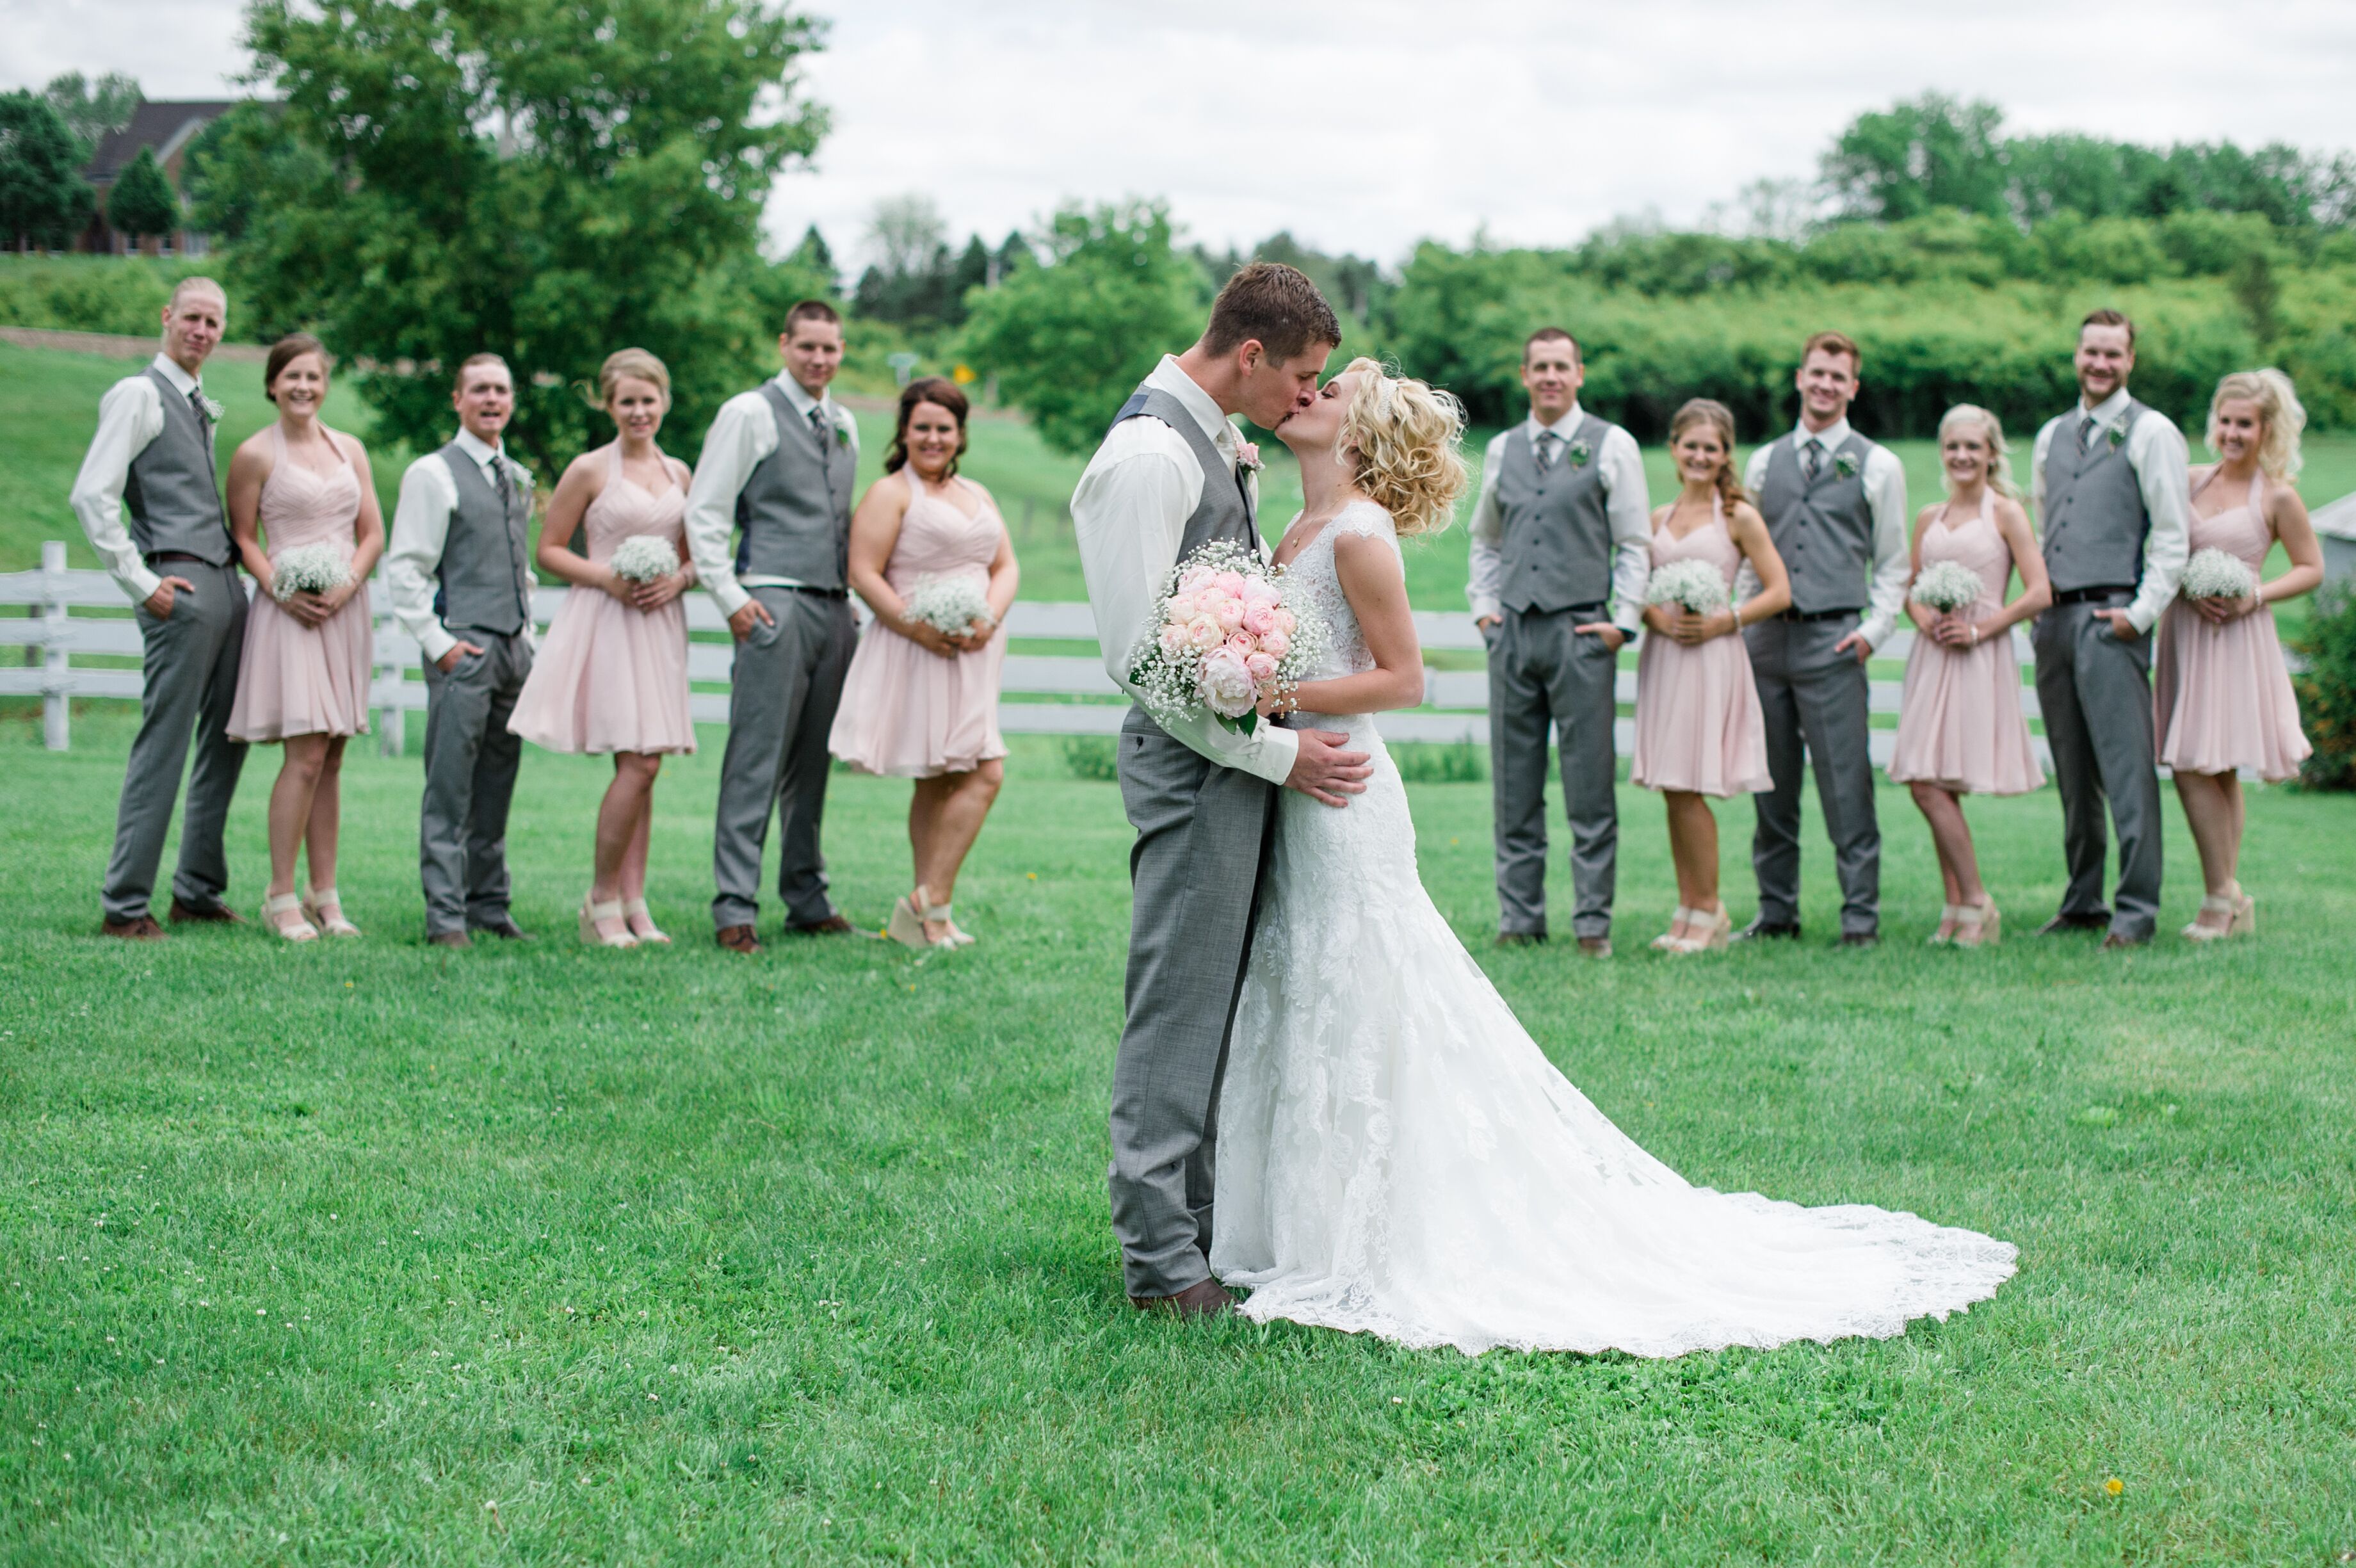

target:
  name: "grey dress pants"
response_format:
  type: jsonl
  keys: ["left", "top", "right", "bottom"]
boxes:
{"left": 711, "top": 586, "right": 855, "bottom": 930}
{"left": 419, "top": 629, "right": 532, "bottom": 935}
{"left": 1485, "top": 605, "right": 1619, "bottom": 939}
{"left": 1108, "top": 707, "right": 1279, "bottom": 1300}
{"left": 2032, "top": 597, "right": 2163, "bottom": 941}
{"left": 101, "top": 560, "right": 249, "bottom": 923}
{"left": 1745, "top": 613, "right": 1881, "bottom": 937}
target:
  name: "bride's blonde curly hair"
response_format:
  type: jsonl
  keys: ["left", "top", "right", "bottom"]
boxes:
{"left": 1337, "top": 357, "right": 1468, "bottom": 537}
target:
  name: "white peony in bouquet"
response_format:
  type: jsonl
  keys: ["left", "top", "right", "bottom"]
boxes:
{"left": 1129, "top": 541, "right": 1326, "bottom": 734}
{"left": 1910, "top": 559, "right": 1985, "bottom": 615}
{"left": 1644, "top": 558, "right": 1730, "bottom": 615}
{"left": 904, "top": 573, "right": 994, "bottom": 637}
{"left": 2181, "top": 547, "right": 2256, "bottom": 601}
{"left": 608, "top": 535, "right": 681, "bottom": 584}
{"left": 270, "top": 543, "right": 351, "bottom": 603}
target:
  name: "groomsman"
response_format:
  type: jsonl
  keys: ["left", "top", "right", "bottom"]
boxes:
{"left": 384, "top": 354, "right": 538, "bottom": 948}
{"left": 69, "top": 277, "right": 249, "bottom": 938}
{"left": 684, "top": 300, "right": 860, "bottom": 955}
{"left": 1738, "top": 332, "right": 1910, "bottom": 946}
{"left": 2028, "top": 310, "right": 2188, "bottom": 947}
{"left": 1468, "top": 327, "right": 1650, "bottom": 955}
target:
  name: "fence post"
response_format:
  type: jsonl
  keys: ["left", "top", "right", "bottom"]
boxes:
{"left": 376, "top": 597, "right": 403, "bottom": 757}
{"left": 41, "top": 540, "right": 70, "bottom": 752}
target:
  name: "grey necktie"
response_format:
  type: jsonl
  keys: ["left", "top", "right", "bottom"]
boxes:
{"left": 809, "top": 407, "right": 830, "bottom": 448}
{"left": 2078, "top": 414, "right": 2098, "bottom": 453}
{"left": 1535, "top": 430, "right": 1561, "bottom": 471}
{"left": 489, "top": 455, "right": 513, "bottom": 524}
{"left": 1802, "top": 439, "right": 1823, "bottom": 483}
{"left": 188, "top": 387, "right": 211, "bottom": 427}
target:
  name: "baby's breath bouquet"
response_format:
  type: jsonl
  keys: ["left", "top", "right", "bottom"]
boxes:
{"left": 608, "top": 535, "right": 681, "bottom": 584}
{"left": 270, "top": 543, "right": 351, "bottom": 603}
{"left": 1129, "top": 541, "right": 1328, "bottom": 734}
{"left": 2181, "top": 547, "right": 2257, "bottom": 601}
{"left": 904, "top": 574, "right": 994, "bottom": 637}
{"left": 1910, "top": 559, "right": 1985, "bottom": 615}
{"left": 1644, "top": 559, "right": 1730, "bottom": 615}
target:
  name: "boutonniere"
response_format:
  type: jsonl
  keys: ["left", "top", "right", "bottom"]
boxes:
{"left": 195, "top": 392, "right": 225, "bottom": 424}
{"left": 834, "top": 417, "right": 851, "bottom": 449}
{"left": 2105, "top": 423, "right": 2126, "bottom": 450}
{"left": 1235, "top": 440, "right": 1263, "bottom": 475}
{"left": 1566, "top": 439, "right": 1592, "bottom": 469}
{"left": 1833, "top": 451, "right": 1860, "bottom": 480}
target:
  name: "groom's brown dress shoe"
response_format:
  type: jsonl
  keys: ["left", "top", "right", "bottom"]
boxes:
{"left": 1494, "top": 932, "right": 1545, "bottom": 948}
{"left": 2038, "top": 912, "right": 2110, "bottom": 936}
{"left": 1576, "top": 936, "right": 1613, "bottom": 958}
{"left": 99, "top": 914, "right": 168, "bottom": 941}
{"left": 169, "top": 898, "right": 243, "bottom": 925}
{"left": 1129, "top": 1277, "right": 1235, "bottom": 1318}
{"left": 715, "top": 924, "right": 762, "bottom": 956}
{"left": 786, "top": 913, "right": 857, "bottom": 936}
{"left": 426, "top": 930, "right": 472, "bottom": 950}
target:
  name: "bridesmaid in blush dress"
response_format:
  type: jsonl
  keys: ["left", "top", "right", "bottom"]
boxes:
{"left": 1631, "top": 400, "right": 1789, "bottom": 954}
{"left": 829, "top": 378, "right": 1019, "bottom": 949}
{"left": 508, "top": 349, "right": 697, "bottom": 948}
{"left": 225, "top": 334, "right": 384, "bottom": 942}
{"left": 2156, "top": 369, "right": 2323, "bottom": 941}
{"left": 1887, "top": 407, "right": 2050, "bottom": 948}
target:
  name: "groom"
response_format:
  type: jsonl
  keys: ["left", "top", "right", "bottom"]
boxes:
{"left": 1072, "top": 263, "right": 1364, "bottom": 1316}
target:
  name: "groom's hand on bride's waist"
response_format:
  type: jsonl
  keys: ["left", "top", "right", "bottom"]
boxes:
{"left": 1286, "top": 729, "right": 1371, "bottom": 808}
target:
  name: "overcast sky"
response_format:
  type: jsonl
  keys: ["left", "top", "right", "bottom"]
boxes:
{"left": 9, "top": 0, "right": 2355, "bottom": 266}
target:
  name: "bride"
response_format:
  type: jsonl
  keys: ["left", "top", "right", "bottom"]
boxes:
{"left": 1209, "top": 359, "right": 2017, "bottom": 1355}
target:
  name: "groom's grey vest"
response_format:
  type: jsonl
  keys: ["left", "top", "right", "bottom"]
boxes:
{"left": 1109, "top": 385, "right": 1257, "bottom": 555}
{"left": 124, "top": 366, "right": 234, "bottom": 566}
{"left": 734, "top": 383, "right": 857, "bottom": 590}
{"left": 1492, "top": 414, "right": 1615, "bottom": 613}
{"left": 1756, "top": 430, "right": 1878, "bottom": 615}
{"left": 2040, "top": 400, "right": 2152, "bottom": 593}
{"left": 432, "top": 443, "right": 533, "bottom": 635}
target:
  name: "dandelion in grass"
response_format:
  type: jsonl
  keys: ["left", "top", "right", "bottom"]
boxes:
{"left": 1644, "top": 558, "right": 1730, "bottom": 615}
{"left": 1129, "top": 540, "right": 1329, "bottom": 734}
{"left": 2181, "top": 547, "right": 2256, "bottom": 601}
{"left": 270, "top": 543, "right": 351, "bottom": 602}
{"left": 606, "top": 535, "right": 680, "bottom": 584}
{"left": 903, "top": 574, "right": 994, "bottom": 637}
{"left": 1910, "top": 559, "right": 1984, "bottom": 615}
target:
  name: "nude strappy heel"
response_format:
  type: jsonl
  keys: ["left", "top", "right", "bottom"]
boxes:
{"left": 1952, "top": 900, "right": 2000, "bottom": 948}
{"left": 1928, "top": 903, "right": 1962, "bottom": 946}
{"left": 262, "top": 891, "right": 318, "bottom": 942}
{"left": 2182, "top": 885, "right": 2254, "bottom": 942}
{"left": 1666, "top": 903, "right": 1730, "bottom": 955}
{"left": 579, "top": 895, "right": 638, "bottom": 948}
{"left": 301, "top": 887, "right": 360, "bottom": 938}
{"left": 890, "top": 886, "right": 956, "bottom": 951}
{"left": 622, "top": 897, "right": 670, "bottom": 945}
{"left": 1652, "top": 907, "right": 1697, "bottom": 952}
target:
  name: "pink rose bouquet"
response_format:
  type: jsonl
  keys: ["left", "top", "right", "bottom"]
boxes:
{"left": 1129, "top": 540, "right": 1326, "bottom": 734}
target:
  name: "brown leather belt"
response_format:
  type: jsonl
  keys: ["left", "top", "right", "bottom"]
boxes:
{"left": 145, "top": 552, "right": 229, "bottom": 567}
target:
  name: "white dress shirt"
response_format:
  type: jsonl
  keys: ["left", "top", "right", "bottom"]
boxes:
{"left": 1739, "top": 417, "right": 1911, "bottom": 650}
{"left": 681, "top": 371, "right": 859, "bottom": 620}
{"left": 67, "top": 352, "right": 211, "bottom": 606}
{"left": 1464, "top": 406, "right": 1651, "bottom": 631}
{"left": 2029, "top": 387, "right": 2190, "bottom": 634}
{"left": 1071, "top": 354, "right": 1299, "bottom": 786}
{"left": 383, "top": 428, "right": 533, "bottom": 664}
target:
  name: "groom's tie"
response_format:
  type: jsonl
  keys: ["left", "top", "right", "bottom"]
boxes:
{"left": 1535, "top": 430, "right": 1561, "bottom": 472}
{"left": 1802, "top": 438, "right": 1823, "bottom": 484}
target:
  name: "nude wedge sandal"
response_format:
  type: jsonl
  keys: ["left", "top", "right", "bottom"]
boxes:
{"left": 579, "top": 895, "right": 638, "bottom": 949}
{"left": 262, "top": 891, "right": 319, "bottom": 942}
{"left": 622, "top": 897, "right": 670, "bottom": 945}
{"left": 301, "top": 887, "right": 360, "bottom": 938}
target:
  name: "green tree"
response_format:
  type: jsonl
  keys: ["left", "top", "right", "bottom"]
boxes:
{"left": 787, "top": 223, "right": 836, "bottom": 290}
{"left": 105, "top": 145, "right": 181, "bottom": 246}
{"left": 1823, "top": 94, "right": 2010, "bottom": 222}
{"left": 230, "top": 0, "right": 828, "bottom": 475}
{"left": 960, "top": 202, "right": 1206, "bottom": 457}
{"left": 42, "top": 71, "right": 141, "bottom": 158}
{"left": 0, "top": 91, "right": 97, "bottom": 250}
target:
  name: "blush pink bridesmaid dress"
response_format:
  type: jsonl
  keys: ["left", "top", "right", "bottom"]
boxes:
{"left": 227, "top": 424, "right": 373, "bottom": 743}
{"left": 1887, "top": 492, "right": 2044, "bottom": 796}
{"left": 2154, "top": 470, "right": 2311, "bottom": 781}
{"left": 1631, "top": 495, "right": 1771, "bottom": 798}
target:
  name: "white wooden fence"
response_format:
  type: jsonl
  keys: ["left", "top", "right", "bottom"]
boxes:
{"left": 3, "top": 542, "right": 2047, "bottom": 767}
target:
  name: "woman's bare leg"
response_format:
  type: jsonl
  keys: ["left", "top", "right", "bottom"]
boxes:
{"left": 266, "top": 734, "right": 331, "bottom": 898}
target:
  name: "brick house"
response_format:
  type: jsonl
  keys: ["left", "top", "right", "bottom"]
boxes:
{"left": 78, "top": 100, "right": 236, "bottom": 256}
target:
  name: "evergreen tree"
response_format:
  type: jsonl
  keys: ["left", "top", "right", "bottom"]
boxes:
{"left": 105, "top": 145, "right": 181, "bottom": 245}
{"left": 0, "top": 90, "right": 97, "bottom": 250}
{"left": 789, "top": 223, "right": 836, "bottom": 289}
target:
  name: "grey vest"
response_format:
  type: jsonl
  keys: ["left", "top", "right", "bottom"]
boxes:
{"left": 2040, "top": 400, "right": 2152, "bottom": 592}
{"left": 1755, "top": 430, "right": 1878, "bottom": 615}
{"left": 1109, "top": 385, "right": 1257, "bottom": 558}
{"left": 1492, "top": 414, "right": 1616, "bottom": 613}
{"left": 123, "top": 366, "right": 232, "bottom": 565}
{"left": 734, "top": 384, "right": 857, "bottom": 589}
{"left": 432, "top": 443, "right": 532, "bottom": 635}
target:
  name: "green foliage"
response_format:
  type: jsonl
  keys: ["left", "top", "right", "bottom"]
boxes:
{"left": 224, "top": 0, "right": 828, "bottom": 476}
{"left": 0, "top": 91, "right": 97, "bottom": 250}
{"left": 2290, "top": 583, "right": 2356, "bottom": 790}
{"left": 1825, "top": 93, "right": 2011, "bottom": 223}
{"left": 102, "top": 146, "right": 179, "bottom": 242}
{"left": 0, "top": 255, "right": 211, "bottom": 337}
{"left": 40, "top": 71, "right": 140, "bottom": 159}
{"left": 1390, "top": 740, "right": 1485, "bottom": 784}
{"left": 1060, "top": 734, "right": 1120, "bottom": 781}
{"left": 960, "top": 201, "right": 1207, "bottom": 457}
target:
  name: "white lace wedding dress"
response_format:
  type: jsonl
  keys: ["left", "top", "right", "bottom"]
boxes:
{"left": 1209, "top": 500, "right": 2017, "bottom": 1355}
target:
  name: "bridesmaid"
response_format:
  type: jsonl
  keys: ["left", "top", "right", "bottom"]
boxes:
{"left": 829, "top": 377, "right": 1020, "bottom": 949}
{"left": 2156, "top": 369, "right": 2323, "bottom": 941}
{"left": 1630, "top": 400, "right": 1789, "bottom": 953}
{"left": 508, "top": 348, "right": 697, "bottom": 948}
{"left": 1887, "top": 406, "right": 2050, "bottom": 947}
{"left": 225, "top": 333, "right": 383, "bottom": 942}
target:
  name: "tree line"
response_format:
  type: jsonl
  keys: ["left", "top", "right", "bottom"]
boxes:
{"left": 1, "top": 74, "right": 184, "bottom": 250}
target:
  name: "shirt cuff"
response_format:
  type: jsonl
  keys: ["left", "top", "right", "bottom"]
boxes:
{"left": 1613, "top": 607, "right": 1642, "bottom": 636}
{"left": 706, "top": 576, "right": 750, "bottom": 619}
{"left": 117, "top": 562, "right": 163, "bottom": 606}
{"left": 1243, "top": 722, "right": 1300, "bottom": 786}
{"left": 2122, "top": 600, "right": 2161, "bottom": 636}
{"left": 1469, "top": 594, "right": 1501, "bottom": 623}
{"left": 1855, "top": 612, "right": 1894, "bottom": 652}
{"left": 419, "top": 623, "right": 458, "bottom": 664}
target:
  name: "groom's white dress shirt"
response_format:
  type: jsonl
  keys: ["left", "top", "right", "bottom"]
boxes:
{"left": 1072, "top": 354, "right": 1299, "bottom": 786}
{"left": 1737, "top": 416, "right": 1912, "bottom": 650}
{"left": 383, "top": 428, "right": 533, "bottom": 664}
{"left": 68, "top": 352, "right": 211, "bottom": 606}
{"left": 681, "top": 370, "right": 859, "bottom": 620}
{"left": 1464, "top": 405, "right": 1652, "bottom": 630}
{"left": 2028, "top": 387, "right": 2190, "bottom": 634}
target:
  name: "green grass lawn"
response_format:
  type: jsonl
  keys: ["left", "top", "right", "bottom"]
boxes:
{"left": 4, "top": 710, "right": 2353, "bottom": 1564}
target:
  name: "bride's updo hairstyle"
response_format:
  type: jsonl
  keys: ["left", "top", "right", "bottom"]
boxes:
{"left": 1337, "top": 357, "right": 1469, "bottom": 538}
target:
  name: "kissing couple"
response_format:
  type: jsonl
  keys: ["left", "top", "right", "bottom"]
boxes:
{"left": 1072, "top": 264, "right": 2016, "bottom": 1355}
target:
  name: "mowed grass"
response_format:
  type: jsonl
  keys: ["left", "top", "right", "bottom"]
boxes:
{"left": 3, "top": 708, "right": 2354, "bottom": 1564}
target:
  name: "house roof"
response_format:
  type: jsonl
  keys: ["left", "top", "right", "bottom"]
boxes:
{"left": 84, "top": 101, "right": 238, "bottom": 185}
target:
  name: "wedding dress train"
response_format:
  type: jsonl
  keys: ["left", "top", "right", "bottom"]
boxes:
{"left": 1209, "top": 500, "right": 2017, "bottom": 1355}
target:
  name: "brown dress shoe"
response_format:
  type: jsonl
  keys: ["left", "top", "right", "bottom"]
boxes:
{"left": 715, "top": 924, "right": 762, "bottom": 955}
{"left": 1494, "top": 931, "right": 1545, "bottom": 948}
{"left": 426, "top": 930, "right": 472, "bottom": 949}
{"left": 786, "top": 912, "right": 857, "bottom": 935}
{"left": 1129, "top": 1277, "right": 1236, "bottom": 1318}
{"left": 168, "top": 898, "right": 245, "bottom": 925}
{"left": 100, "top": 914, "right": 169, "bottom": 941}
{"left": 2099, "top": 932, "right": 2149, "bottom": 951}
{"left": 1576, "top": 936, "right": 1613, "bottom": 958}
{"left": 467, "top": 914, "right": 533, "bottom": 941}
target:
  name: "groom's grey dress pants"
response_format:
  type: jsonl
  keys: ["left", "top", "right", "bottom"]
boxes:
{"left": 711, "top": 586, "right": 855, "bottom": 931}
{"left": 1745, "top": 613, "right": 1880, "bottom": 936}
{"left": 419, "top": 629, "right": 531, "bottom": 936}
{"left": 1487, "top": 605, "right": 1619, "bottom": 939}
{"left": 2033, "top": 596, "right": 2162, "bottom": 942}
{"left": 1109, "top": 707, "right": 1279, "bottom": 1300}
{"left": 101, "top": 560, "right": 248, "bottom": 923}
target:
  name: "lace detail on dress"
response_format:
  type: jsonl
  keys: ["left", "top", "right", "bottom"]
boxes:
{"left": 1285, "top": 499, "right": 1403, "bottom": 691}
